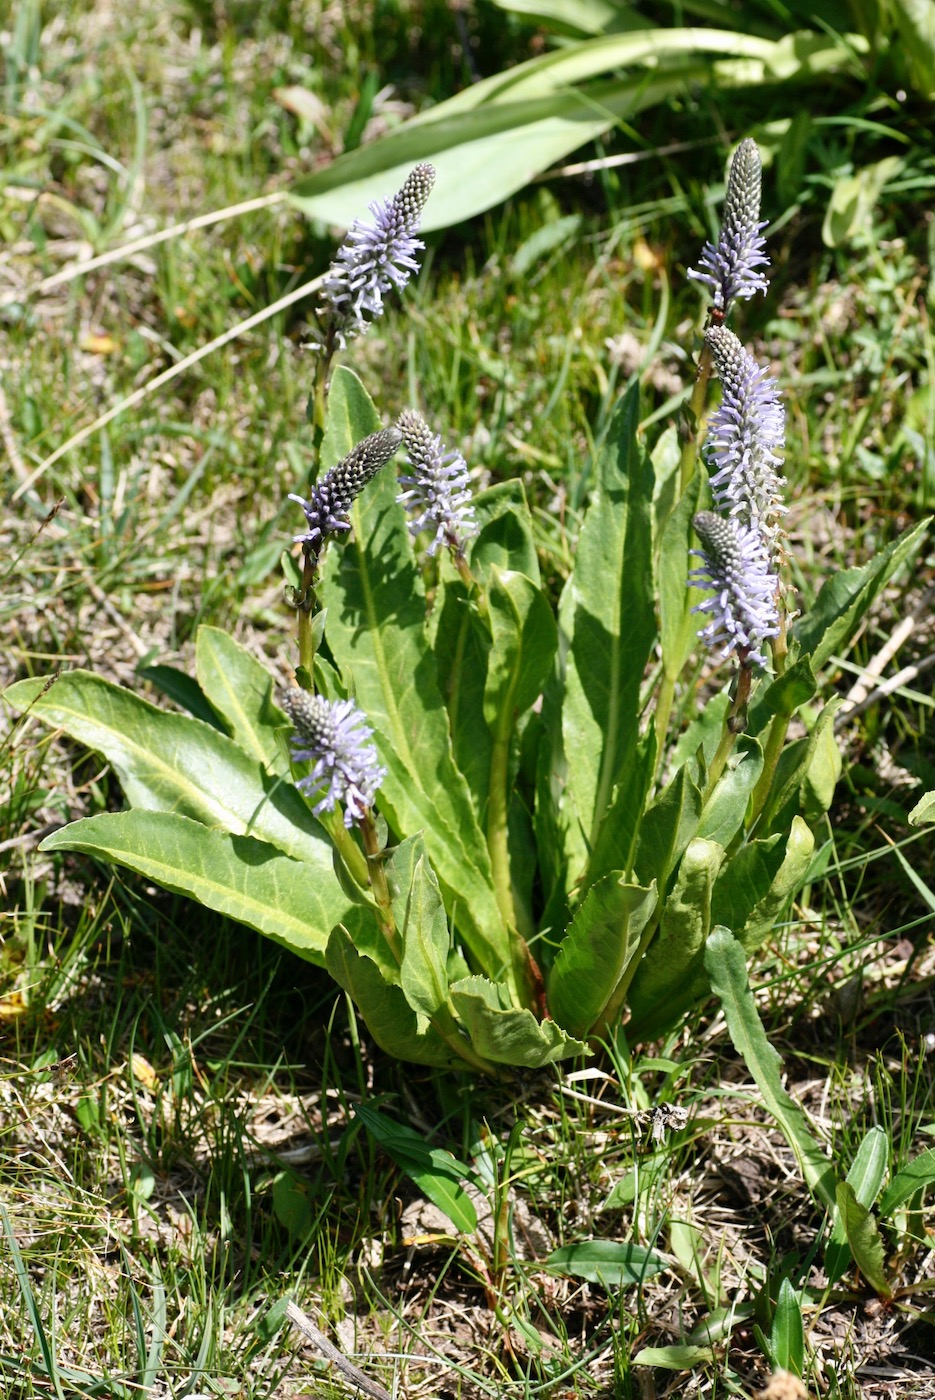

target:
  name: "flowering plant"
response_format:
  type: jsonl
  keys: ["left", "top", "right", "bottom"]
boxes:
{"left": 10, "top": 144, "right": 928, "bottom": 1073}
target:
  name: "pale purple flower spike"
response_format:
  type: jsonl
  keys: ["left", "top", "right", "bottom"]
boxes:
{"left": 280, "top": 689, "right": 387, "bottom": 828}
{"left": 291, "top": 427, "right": 402, "bottom": 556}
{"left": 396, "top": 408, "right": 478, "bottom": 557}
{"left": 690, "top": 511, "right": 779, "bottom": 668}
{"left": 704, "top": 324, "right": 787, "bottom": 554}
{"left": 321, "top": 163, "right": 436, "bottom": 347}
{"left": 688, "top": 139, "right": 769, "bottom": 313}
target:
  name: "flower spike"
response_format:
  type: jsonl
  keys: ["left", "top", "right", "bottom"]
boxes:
{"left": 704, "top": 324, "right": 786, "bottom": 553}
{"left": 690, "top": 510, "right": 779, "bottom": 667}
{"left": 688, "top": 138, "right": 769, "bottom": 314}
{"left": 320, "top": 163, "right": 436, "bottom": 348}
{"left": 280, "top": 688, "right": 387, "bottom": 828}
{"left": 396, "top": 408, "right": 478, "bottom": 557}
{"left": 290, "top": 427, "right": 402, "bottom": 557}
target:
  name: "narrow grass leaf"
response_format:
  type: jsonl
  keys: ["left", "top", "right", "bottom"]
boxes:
{"left": 546, "top": 1240, "right": 671, "bottom": 1286}
{"left": 547, "top": 876, "right": 657, "bottom": 1037}
{"left": 771, "top": 1278, "right": 805, "bottom": 1376}
{"left": 836, "top": 1182, "right": 892, "bottom": 1297}
{"left": 40, "top": 811, "right": 353, "bottom": 960}
{"left": 195, "top": 626, "right": 285, "bottom": 771}
{"left": 1, "top": 1203, "right": 67, "bottom": 1400}
{"left": 704, "top": 928, "right": 838, "bottom": 1211}
{"left": 879, "top": 1147, "right": 935, "bottom": 1216}
{"left": 353, "top": 1103, "right": 477, "bottom": 1233}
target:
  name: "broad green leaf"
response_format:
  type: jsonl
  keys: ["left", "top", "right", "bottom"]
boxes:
{"left": 800, "top": 712, "right": 843, "bottom": 821}
{"left": 826, "top": 1125, "right": 889, "bottom": 1284}
{"left": 560, "top": 384, "right": 655, "bottom": 881}
{"left": 891, "top": 0, "right": 935, "bottom": 96}
{"left": 626, "top": 838, "right": 724, "bottom": 1040}
{"left": 651, "top": 424, "right": 681, "bottom": 541}
{"left": 909, "top": 791, "right": 935, "bottom": 826}
{"left": 493, "top": 0, "right": 646, "bottom": 39}
{"left": 879, "top": 1146, "right": 935, "bottom": 1217}
{"left": 353, "top": 1103, "right": 477, "bottom": 1233}
{"left": 40, "top": 811, "right": 353, "bottom": 961}
{"left": 6, "top": 672, "right": 334, "bottom": 868}
{"left": 704, "top": 928, "right": 838, "bottom": 1211}
{"left": 658, "top": 467, "right": 704, "bottom": 682}
{"left": 430, "top": 581, "right": 492, "bottom": 820}
{"left": 545, "top": 1240, "right": 671, "bottom": 1286}
{"left": 548, "top": 876, "right": 657, "bottom": 1037}
{"left": 583, "top": 730, "right": 656, "bottom": 886}
{"left": 793, "top": 518, "right": 930, "bottom": 671}
{"left": 747, "top": 655, "right": 817, "bottom": 737}
{"left": 697, "top": 738, "right": 763, "bottom": 847}
{"left": 762, "top": 700, "right": 842, "bottom": 833}
{"left": 822, "top": 157, "right": 905, "bottom": 248}
{"left": 289, "top": 31, "right": 866, "bottom": 231}
{"left": 711, "top": 817, "right": 814, "bottom": 955}
{"left": 326, "top": 926, "right": 458, "bottom": 1068}
{"left": 467, "top": 480, "right": 540, "bottom": 585}
{"left": 669, "top": 692, "right": 730, "bottom": 770}
{"left": 771, "top": 1278, "right": 804, "bottom": 1377}
{"left": 449, "top": 975, "right": 588, "bottom": 1067}
{"left": 137, "top": 663, "right": 224, "bottom": 730}
{"left": 195, "top": 626, "right": 284, "bottom": 771}
{"left": 633, "top": 763, "right": 703, "bottom": 892}
{"left": 389, "top": 836, "right": 451, "bottom": 1020}
{"left": 483, "top": 567, "right": 557, "bottom": 731}
{"left": 318, "top": 370, "right": 509, "bottom": 989}
{"left": 632, "top": 1345, "right": 714, "bottom": 1369}
{"left": 835, "top": 1182, "right": 891, "bottom": 1298}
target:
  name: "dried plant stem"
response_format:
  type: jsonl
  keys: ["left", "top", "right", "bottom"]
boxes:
{"left": 284, "top": 1301, "right": 393, "bottom": 1400}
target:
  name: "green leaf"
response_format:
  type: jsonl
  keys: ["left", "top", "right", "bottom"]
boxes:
{"left": 468, "top": 480, "right": 540, "bottom": 585}
{"left": 793, "top": 519, "right": 931, "bottom": 671}
{"left": 325, "top": 926, "right": 459, "bottom": 1068}
{"left": 389, "top": 836, "right": 451, "bottom": 1020}
{"left": 430, "top": 583, "right": 492, "bottom": 821}
{"left": 891, "top": 0, "right": 935, "bottom": 95}
{"left": 353, "top": 1103, "right": 477, "bottom": 1233}
{"left": 583, "top": 730, "right": 656, "bottom": 887}
{"left": 289, "top": 31, "right": 866, "bottom": 231}
{"left": 195, "top": 626, "right": 284, "bottom": 771}
{"left": 696, "top": 738, "right": 763, "bottom": 847}
{"left": 835, "top": 1182, "right": 891, "bottom": 1298}
{"left": 633, "top": 763, "right": 704, "bottom": 892}
{"left": 826, "top": 1125, "right": 890, "bottom": 1284}
{"left": 909, "top": 791, "right": 935, "bottom": 826}
{"left": 483, "top": 568, "right": 558, "bottom": 732}
{"left": 559, "top": 384, "right": 656, "bottom": 882}
{"left": 6, "top": 671, "right": 335, "bottom": 868}
{"left": 272, "top": 1170, "right": 313, "bottom": 1240}
{"left": 40, "top": 811, "right": 353, "bottom": 961}
{"left": 711, "top": 817, "right": 815, "bottom": 956}
{"left": 800, "top": 711, "right": 843, "bottom": 821}
{"left": 632, "top": 1345, "right": 714, "bottom": 1370}
{"left": 771, "top": 1278, "right": 804, "bottom": 1377}
{"left": 318, "top": 369, "right": 509, "bottom": 989}
{"left": 626, "top": 838, "right": 724, "bottom": 1041}
{"left": 747, "top": 655, "right": 818, "bottom": 736}
{"left": 761, "top": 700, "right": 842, "bottom": 833}
{"left": 822, "top": 156, "right": 905, "bottom": 247}
{"left": 545, "top": 1239, "right": 671, "bottom": 1286}
{"left": 547, "top": 876, "right": 657, "bottom": 1037}
{"left": 449, "top": 975, "right": 588, "bottom": 1067}
{"left": 136, "top": 663, "right": 224, "bottom": 730}
{"left": 879, "top": 1146, "right": 935, "bottom": 1217}
{"left": 704, "top": 928, "right": 838, "bottom": 1212}
{"left": 658, "top": 467, "right": 704, "bottom": 681}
